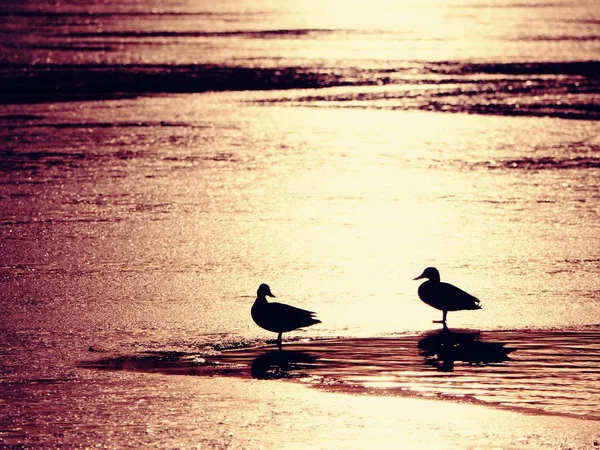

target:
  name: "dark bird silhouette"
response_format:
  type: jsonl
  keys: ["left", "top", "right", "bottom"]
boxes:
{"left": 414, "top": 267, "right": 481, "bottom": 325}
{"left": 251, "top": 284, "right": 321, "bottom": 349}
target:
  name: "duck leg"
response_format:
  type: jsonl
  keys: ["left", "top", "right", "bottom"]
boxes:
{"left": 276, "top": 333, "right": 282, "bottom": 350}
{"left": 433, "top": 310, "right": 448, "bottom": 325}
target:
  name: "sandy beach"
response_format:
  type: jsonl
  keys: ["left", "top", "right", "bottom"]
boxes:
{"left": 2, "top": 330, "right": 598, "bottom": 449}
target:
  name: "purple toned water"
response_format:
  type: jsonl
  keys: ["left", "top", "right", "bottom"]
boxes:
{"left": 1, "top": 0, "right": 599, "bottom": 448}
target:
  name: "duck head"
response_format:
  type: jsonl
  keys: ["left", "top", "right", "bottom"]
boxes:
{"left": 414, "top": 267, "right": 441, "bottom": 282}
{"left": 257, "top": 283, "right": 276, "bottom": 298}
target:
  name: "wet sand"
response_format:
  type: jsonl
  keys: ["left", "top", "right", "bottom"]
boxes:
{"left": 2, "top": 368, "right": 598, "bottom": 449}
{"left": 1, "top": 329, "right": 598, "bottom": 449}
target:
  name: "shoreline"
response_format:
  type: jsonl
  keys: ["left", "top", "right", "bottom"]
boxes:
{"left": 3, "top": 366, "right": 599, "bottom": 449}
{"left": 80, "top": 326, "right": 600, "bottom": 422}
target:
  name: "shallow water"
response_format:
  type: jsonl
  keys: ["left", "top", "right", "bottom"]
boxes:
{"left": 81, "top": 328, "right": 600, "bottom": 420}
{"left": 2, "top": 0, "right": 599, "bottom": 66}
{"left": 1, "top": 0, "right": 599, "bottom": 447}
{"left": 1, "top": 98, "right": 598, "bottom": 338}
{"left": 1, "top": 94, "right": 599, "bottom": 447}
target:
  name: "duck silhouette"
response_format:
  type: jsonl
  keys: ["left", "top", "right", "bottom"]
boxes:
{"left": 414, "top": 267, "right": 481, "bottom": 325}
{"left": 251, "top": 284, "right": 321, "bottom": 349}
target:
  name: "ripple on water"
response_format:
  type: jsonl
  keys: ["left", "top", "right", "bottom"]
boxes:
{"left": 80, "top": 327, "right": 600, "bottom": 421}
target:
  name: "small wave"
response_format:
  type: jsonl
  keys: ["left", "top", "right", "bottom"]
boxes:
{"left": 249, "top": 63, "right": 600, "bottom": 120}
{"left": 0, "top": 11, "right": 232, "bottom": 18}
{"left": 0, "top": 217, "right": 120, "bottom": 227}
{"left": 0, "top": 149, "right": 86, "bottom": 172}
{"left": 0, "top": 114, "right": 44, "bottom": 121}
{"left": 565, "top": 258, "right": 600, "bottom": 264}
{"left": 0, "top": 64, "right": 345, "bottom": 104}
{"left": 1, "top": 62, "right": 598, "bottom": 120}
{"left": 0, "top": 147, "right": 238, "bottom": 175}
{"left": 515, "top": 35, "right": 600, "bottom": 42}
{"left": 66, "top": 29, "right": 335, "bottom": 39}
{"left": 488, "top": 156, "right": 600, "bottom": 171}
{"left": 2, "top": 121, "right": 198, "bottom": 129}
{"left": 11, "top": 43, "right": 116, "bottom": 52}
{"left": 429, "top": 61, "right": 600, "bottom": 77}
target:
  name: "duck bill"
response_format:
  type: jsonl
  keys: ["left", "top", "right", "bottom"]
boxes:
{"left": 413, "top": 274, "right": 425, "bottom": 280}
{"left": 268, "top": 292, "right": 276, "bottom": 298}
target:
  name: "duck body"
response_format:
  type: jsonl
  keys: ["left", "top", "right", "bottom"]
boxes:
{"left": 251, "top": 284, "right": 321, "bottom": 349}
{"left": 417, "top": 280, "right": 481, "bottom": 312}
{"left": 414, "top": 267, "right": 481, "bottom": 323}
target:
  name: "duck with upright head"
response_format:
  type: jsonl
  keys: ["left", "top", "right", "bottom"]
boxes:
{"left": 251, "top": 283, "right": 321, "bottom": 349}
{"left": 414, "top": 267, "right": 481, "bottom": 325}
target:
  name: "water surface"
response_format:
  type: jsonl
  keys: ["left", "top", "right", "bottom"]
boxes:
{"left": 1, "top": 0, "right": 599, "bottom": 447}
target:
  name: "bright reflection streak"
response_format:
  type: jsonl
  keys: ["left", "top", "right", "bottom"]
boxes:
{"left": 292, "top": 0, "right": 447, "bottom": 31}
{"left": 246, "top": 107, "right": 487, "bottom": 334}
{"left": 183, "top": 376, "right": 597, "bottom": 449}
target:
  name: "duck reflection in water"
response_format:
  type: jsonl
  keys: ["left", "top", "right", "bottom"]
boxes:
{"left": 418, "top": 328, "right": 515, "bottom": 372}
{"left": 250, "top": 350, "right": 317, "bottom": 380}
